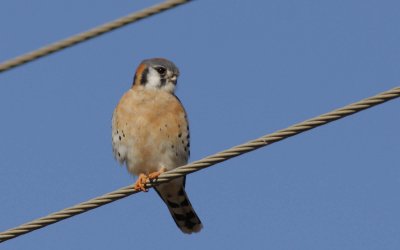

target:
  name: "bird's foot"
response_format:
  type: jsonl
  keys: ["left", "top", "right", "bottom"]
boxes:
{"left": 134, "top": 167, "right": 166, "bottom": 192}
{"left": 134, "top": 173, "right": 149, "bottom": 192}
{"left": 148, "top": 167, "right": 166, "bottom": 180}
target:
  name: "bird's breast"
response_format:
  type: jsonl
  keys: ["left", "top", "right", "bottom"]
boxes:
{"left": 112, "top": 89, "right": 189, "bottom": 176}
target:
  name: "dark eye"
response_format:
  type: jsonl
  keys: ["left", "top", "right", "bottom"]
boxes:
{"left": 155, "top": 67, "right": 166, "bottom": 75}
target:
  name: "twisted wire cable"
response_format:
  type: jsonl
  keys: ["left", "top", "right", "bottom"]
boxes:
{"left": 1, "top": 86, "right": 399, "bottom": 243}
{"left": 0, "top": 0, "right": 191, "bottom": 73}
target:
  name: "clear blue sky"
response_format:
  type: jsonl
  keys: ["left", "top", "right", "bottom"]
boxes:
{"left": 1, "top": 0, "right": 399, "bottom": 249}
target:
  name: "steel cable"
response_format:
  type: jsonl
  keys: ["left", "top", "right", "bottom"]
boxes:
{"left": 0, "top": 0, "right": 191, "bottom": 73}
{"left": 0, "top": 86, "right": 399, "bottom": 243}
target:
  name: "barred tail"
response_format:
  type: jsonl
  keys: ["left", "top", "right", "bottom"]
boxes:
{"left": 154, "top": 177, "right": 203, "bottom": 234}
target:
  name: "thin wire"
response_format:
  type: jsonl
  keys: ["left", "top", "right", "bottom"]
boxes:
{"left": 0, "top": 0, "right": 191, "bottom": 73}
{"left": 1, "top": 86, "right": 399, "bottom": 243}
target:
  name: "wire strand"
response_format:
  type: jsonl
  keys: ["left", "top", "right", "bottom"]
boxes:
{"left": 0, "top": 86, "right": 399, "bottom": 243}
{"left": 0, "top": 0, "right": 191, "bottom": 73}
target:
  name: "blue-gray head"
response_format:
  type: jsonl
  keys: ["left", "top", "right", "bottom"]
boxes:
{"left": 133, "top": 58, "right": 180, "bottom": 93}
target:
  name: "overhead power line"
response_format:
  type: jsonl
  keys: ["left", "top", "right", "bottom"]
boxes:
{"left": 1, "top": 86, "right": 399, "bottom": 243}
{"left": 0, "top": 0, "right": 191, "bottom": 73}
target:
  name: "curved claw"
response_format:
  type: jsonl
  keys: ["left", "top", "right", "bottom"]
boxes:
{"left": 148, "top": 167, "right": 166, "bottom": 180}
{"left": 134, "top": 167, "right": 166, "bottom": 192}
{"left": 134, "top": 173, "right": 148, "bottom": 192}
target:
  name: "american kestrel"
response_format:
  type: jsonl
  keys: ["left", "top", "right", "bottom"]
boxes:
{"left": 112, "top": 58, "right": 203, "bottom": 234}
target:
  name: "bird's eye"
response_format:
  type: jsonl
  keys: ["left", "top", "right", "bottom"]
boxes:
{"left": 155, "top": 67, "right": 166, "bottom": 75}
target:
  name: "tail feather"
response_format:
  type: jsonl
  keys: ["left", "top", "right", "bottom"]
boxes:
{"left": 154, "top": 177, "right": 203, "bottom": 234}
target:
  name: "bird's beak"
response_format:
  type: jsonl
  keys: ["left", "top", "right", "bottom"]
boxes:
{"left": 170, "top": 75, "right": 178, "bottom": 84}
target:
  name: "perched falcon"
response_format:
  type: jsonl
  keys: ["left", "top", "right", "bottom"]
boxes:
{"left": 112, "top": 58, "right": 202, "bottom": 234}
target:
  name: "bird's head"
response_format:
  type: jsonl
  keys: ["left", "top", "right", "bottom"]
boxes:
{"left": 132, "top": 58, "right": 180, "bottom": 93}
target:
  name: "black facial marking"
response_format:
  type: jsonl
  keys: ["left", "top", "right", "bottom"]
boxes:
{"left": 140, "top": 68, "right": 149, "bottom": 85}
{"left": 160, "top": 78, "right": 167, "bottom": 87}
{"left": 167, "top": 200, "right": 180, "bottom": 208}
